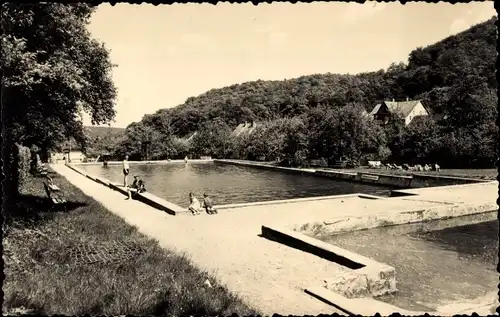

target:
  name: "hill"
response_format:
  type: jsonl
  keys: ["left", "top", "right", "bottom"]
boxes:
{"left": 132, "top": 17, "right": 496, "bottom": 138}
{"left": 85, "top": 126, "right": 125, "bottom": 138}
{"left": 113, "top": 17, "right": 497, "bottom": 167}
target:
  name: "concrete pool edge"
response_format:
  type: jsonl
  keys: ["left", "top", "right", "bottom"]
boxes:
{"left": 304, "top": 286, "right": 429, "bottom": 315}
{"left": 261, "top": 225, "right": 397, "bottom": 299}
{"left": 294, "top": 199, "right": 498, "bottom": 236}
{"left": 73, "top": 159, "right": 213, "bottom": 166}
{"left": 68, "top": 162, "right": 391, "bottom": 214}
{"left": 66, "top": 164, "right": 186, "bottom": 215}
{"left": 215, "top": 193, "right": 385, "bottom": 210}
{"left": 214, "top": 159, "right": 488, "bottom": 188}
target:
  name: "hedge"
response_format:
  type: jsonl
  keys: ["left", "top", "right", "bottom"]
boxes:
{"left": 16, "top": 144, "right": 31, "bottom": 189}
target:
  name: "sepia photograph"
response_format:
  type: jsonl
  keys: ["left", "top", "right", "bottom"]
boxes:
{"left": 2, "top": 1, "right": 498, "bottom": 316}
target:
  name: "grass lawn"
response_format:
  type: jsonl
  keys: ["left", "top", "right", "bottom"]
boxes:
{"left": 3, "top": 169, "right": 257, "bottom": 316}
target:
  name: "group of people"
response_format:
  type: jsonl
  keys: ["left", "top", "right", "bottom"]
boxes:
{"left": 384, "top": 163, "right": 440, "bottom": 172}
{"left": 188, "top": 192, "right": 218, "bottom": 215}
{"left": 122, "top": 155, "right": 146, "bottom": 200}
{"left": 121, "top": 155, "right": 218, "bottom": 215}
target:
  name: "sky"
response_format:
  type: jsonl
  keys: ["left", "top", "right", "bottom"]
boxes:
{"left": 83, "top": 1, "right": 496, "bottom": 128}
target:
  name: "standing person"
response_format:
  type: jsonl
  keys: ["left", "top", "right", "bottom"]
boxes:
{"left": 123, "top": 155, "right": 130, "bottom": 187}
{"left": 184, "top": 156, "right": 188, "bottom": 164}
{"left": 188, "top": 192, "right": 201, "bottom": 215}
{"left": 202, "top": 193, "right": 218, "bottom": 215}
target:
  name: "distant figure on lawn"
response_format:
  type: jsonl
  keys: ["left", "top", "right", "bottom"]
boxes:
{"left": 202, "top": 193, "right": 218, "bottom": 215}
{"left": 188, "top": 192, "right": 201, "bottom": 215}
{"left": 126, "top": 175, "right": 146, "bottom": 200}
{"left": 184, "top": 156, "right": 188, "bottom": 164}
{"left": 434, "top": 163, "right": 440, "bottom": 172}
{"left": 123, "top": 155, "right": 130, "bottom": 187}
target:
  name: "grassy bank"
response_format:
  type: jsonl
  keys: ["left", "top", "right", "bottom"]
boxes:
{"left": 3, "top": 170, "right": 257, "bottom": 315}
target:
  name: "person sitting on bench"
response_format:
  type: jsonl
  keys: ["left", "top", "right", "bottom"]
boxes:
{"left": 126, "top": 175, "right": 146, "bottom": 200}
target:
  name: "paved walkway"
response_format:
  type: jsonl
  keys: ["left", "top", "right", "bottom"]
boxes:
{"left": 52, "top": 164, "right": 346, "bottom": 315}
{"left": 51, "top": 164, "right": 498, "bottom": 315}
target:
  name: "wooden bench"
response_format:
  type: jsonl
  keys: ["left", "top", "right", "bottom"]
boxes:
{"left": 33, "top": 163, "right": 48, "bottom": 176}
{"left": 43, "top": 181, "right": 67, "bottom": 206}
{"left": 46, "top": 176, "right": 60, "bottom": 191}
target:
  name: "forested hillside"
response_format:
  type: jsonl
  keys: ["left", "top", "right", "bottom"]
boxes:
{"left": 85, "top": 126, "right": 125, "bottom": 138}
{"left": 110, "top": 17, "right": 497, "bottom": 168}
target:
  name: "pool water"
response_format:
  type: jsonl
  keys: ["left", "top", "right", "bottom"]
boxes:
{"left": 309, "top": 213, "right": 498, "bottom": 312}
{"left": 79, "top": 162, "right": 392, "bottom": 207}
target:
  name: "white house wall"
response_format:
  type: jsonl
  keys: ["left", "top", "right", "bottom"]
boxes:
{"left": 405, "top": 101, "right": 429, "bottom": 125}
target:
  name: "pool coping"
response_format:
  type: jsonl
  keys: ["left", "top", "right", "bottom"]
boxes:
{"left": 262, "top": 225, "right": 397, "bottom": 299}
{"left": 214, "top": 193, "right": 386, "bottom": 210}
{"left": 294, "top": 197, "right": 498, "bottom": 236}
{"left": 67, "top": 162, "right": 391, "bottom": 215}
{"left": 66, "top": 164, "right": 187, "bottom": 215}
{"left": 74, "top": 159, "right": 213, "bottom": 166}
{"left": 214, "top": 159, "right": 488, "bottom": 188}
{"left": 67, "top": 162, "right": 496, "bottom": 222}
{"left": 305, "top": 285, "right": 429, "bottom": 315}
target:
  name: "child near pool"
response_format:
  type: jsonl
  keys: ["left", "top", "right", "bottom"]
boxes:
{"left": 202, "top": 193, "right": 218, "bottom": 215}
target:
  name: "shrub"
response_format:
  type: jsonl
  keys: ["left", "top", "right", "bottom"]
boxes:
{"left": 16, "top": 144, "right": 32, "bottom": 189}
{"left": 3, "top": 143, "right": 32, "bottom": 213}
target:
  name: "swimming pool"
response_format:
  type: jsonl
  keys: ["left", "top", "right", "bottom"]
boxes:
{"left": 78, "top": 162, "right": 393, "bottom": 207}
{"left": 308, "top": 212, "right": 498, "bottom": 312}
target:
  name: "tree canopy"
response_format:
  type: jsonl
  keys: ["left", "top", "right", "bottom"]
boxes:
{"left": 2, "top": 3, "right": 117, "bottom": 155}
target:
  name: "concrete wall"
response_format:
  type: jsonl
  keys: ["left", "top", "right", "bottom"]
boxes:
{"left": 356, "top": 172, "right": 412, "bottom": 188}
{"left": 262, "top": 225, "right": 397, "bottom": 298}
{"left": 411, "top": 173, "right": 483, "bottom": 187}
{"left": 215, "top": 159, "right": 487, "bottom": 190}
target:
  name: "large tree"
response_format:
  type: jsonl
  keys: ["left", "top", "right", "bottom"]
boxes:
{"left": 2, "top": 3, "right": 117, "bottom": 155}
{"left": 307, "top": 103, "right": 387, "bottom": 163}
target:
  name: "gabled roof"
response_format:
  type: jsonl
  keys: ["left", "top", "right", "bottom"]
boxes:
{"left": 369, "top": 104, "right": 382, "bottom": 115}
{"left": 383, "top": 100, "right": 423, "bottom": 118}
{"left": 231, "top": 122, "right": 258, "bottom": 137}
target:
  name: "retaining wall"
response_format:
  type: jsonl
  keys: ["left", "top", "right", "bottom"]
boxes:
{"left": 262, "top": 225, "right": 397, "bottom": 299}
{"left": 295, "top": 200, "right": 497, "bottom": 236}
{"left": 410, "top": 173, "right": 484, "bottom": 187}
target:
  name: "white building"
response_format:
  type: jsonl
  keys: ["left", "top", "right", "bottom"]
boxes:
{"left": 370, "top": 99, "right": 430, "bottom": 126}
